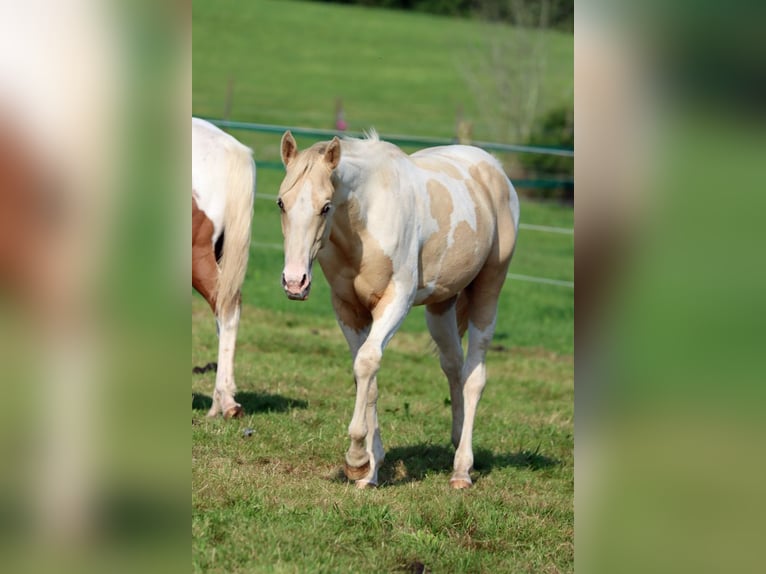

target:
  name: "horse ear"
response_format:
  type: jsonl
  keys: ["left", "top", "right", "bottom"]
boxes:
{"left": 281, "top": 131, "right": 297, "bottom": 167}
{"left": 325, "top": 136, "right": 341, "bottom": 169}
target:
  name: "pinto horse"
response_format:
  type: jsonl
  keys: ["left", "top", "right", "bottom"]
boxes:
{"left": 276, "top": 130, "right": 519, "bottom": 488}
{"left": 192, "top": 118, "right": 255, "bottom": 418}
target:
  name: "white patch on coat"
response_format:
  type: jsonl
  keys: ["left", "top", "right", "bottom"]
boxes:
{"left": 192, "top": 118, "right": 252, "bottom": 243}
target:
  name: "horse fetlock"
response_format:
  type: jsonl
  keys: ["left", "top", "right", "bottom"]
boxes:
{"left": 348, "top": 422, "right": 368, "bottom": 444}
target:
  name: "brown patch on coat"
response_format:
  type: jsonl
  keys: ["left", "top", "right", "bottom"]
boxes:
{"left": 192, "top": 196, "right": 219, "bottom": 313}
{"left": 469, "top": 161, "right": 516, "bottom": 263}
{"left": 0, "top": 117, "right": 61, "bottom": 314}
{"left": 411, "top": 156, "right": 464, "bottom": 180}
{"left": 318, "top": 196, "right": 394, "bottom": 330}
{"left": 462, "top": 161, "right": 517, "bottom": 331}
{"left": 418, "top": 178, "right": 492, "bottom": 306}
{"left": 419, "top": 179, "right": 453, "bottom": 290}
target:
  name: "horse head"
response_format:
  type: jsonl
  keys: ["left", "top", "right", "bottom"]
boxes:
{"left": 277, "top": 131, "right": 341, "bottom": 300}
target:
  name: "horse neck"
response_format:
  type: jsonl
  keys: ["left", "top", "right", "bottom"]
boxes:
{"left": 328, "top": 158, "right": 379, "bottom": 248}
{"left": 331, "top": 155, "right": 370, "bottom": 207}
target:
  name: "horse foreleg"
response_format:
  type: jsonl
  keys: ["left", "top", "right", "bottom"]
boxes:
{"left": 336, "top": 319, "right": 376, "bottom": 483}
{"left": 341, "top": 288, "right": 409, "bottom": 488}
{"left": 345, "top": 348, "right": 386, "bottom": 488}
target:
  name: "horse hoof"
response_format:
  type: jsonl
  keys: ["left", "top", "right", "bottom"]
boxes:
{"left": 224, "top": 405, "right": 243, "bottom": 419}
{"left": 355, "top": 479, "right": 377, "bottom": 489}
{"left": 343, "top": 461, "right": 370, "bottom": 481}
{"left": 450, "top": 478, "right": 473, "bottom": 490}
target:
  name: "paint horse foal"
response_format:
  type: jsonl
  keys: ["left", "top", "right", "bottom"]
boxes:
{"left": 192, "top": 118, "right": 255, "bottom": 418}
{"left": 276, "top": 130, "right": 519, "bottom": 488}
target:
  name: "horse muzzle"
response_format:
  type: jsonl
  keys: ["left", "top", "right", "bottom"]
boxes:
{"left": 282, "top": 271, "right": 311, "bottom": 301}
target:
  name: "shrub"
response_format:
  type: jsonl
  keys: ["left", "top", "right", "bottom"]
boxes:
{"left": 520, "top": 105, "right": 574, "bottom": 201}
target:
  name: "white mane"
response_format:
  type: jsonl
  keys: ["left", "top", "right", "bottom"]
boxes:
{"left": 338, "top": 128, "right": 402, "bottom": 165}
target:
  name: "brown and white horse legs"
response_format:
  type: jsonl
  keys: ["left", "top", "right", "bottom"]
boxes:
{"left": 192, "top": 199, "right": 242, "bottom": 419}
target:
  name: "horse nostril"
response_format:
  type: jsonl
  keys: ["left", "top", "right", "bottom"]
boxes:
{"left": 300, "top": 274, "right": 307, "bottom": 288}
{"left": 281, "top": 273, "right": 287, "bottom": 287}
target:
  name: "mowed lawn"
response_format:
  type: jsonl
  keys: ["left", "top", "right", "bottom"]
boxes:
{"left": 192, "top": 0, "right": 574, "bottom": 157}
{"left": 192, "top": 169, "right": 573, "bottom": 573}
{"left": 193, "top": 1, "right": 572, "bottom": 572}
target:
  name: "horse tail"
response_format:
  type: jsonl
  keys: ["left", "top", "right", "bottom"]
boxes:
{"left": 216, "top": 142, "right": 255, "bottom": 321}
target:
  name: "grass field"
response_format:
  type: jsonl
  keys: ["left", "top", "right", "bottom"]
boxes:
{"left": 193, "top": 0, "right": 574, "bottom": 160}
{"left": 193, "top": 1, "right": 573, "bottom": 572}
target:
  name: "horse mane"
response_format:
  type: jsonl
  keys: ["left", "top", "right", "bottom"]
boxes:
{"left": 337, "top": 128, "right": 378, "bottom": 142}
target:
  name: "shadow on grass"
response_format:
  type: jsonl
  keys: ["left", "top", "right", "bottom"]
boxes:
{"left": 191, "top": 392, "right": 308, "bottom": 415}
{"left": 373, "top": 443, "right": 559, "bottom": 487}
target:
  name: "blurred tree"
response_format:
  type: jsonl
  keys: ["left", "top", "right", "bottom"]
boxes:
{"left": 522, "top": 105, "right": 574, "bottom": 199}
{"left": 462, "top": 0, "right": 555, "bottom": 145}
{"left": 304, "top": 1, "right": 573, "bottom": 29}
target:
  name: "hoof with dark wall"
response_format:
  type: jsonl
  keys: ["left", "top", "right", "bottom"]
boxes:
{"left": 343, "top": 460, "right": 370, "bottom": 481}
{"left": 224, "top": 404, "right": 243, "bottom": 419}
{"left": 450, "top": 478, "right": 472, "bottom": 490}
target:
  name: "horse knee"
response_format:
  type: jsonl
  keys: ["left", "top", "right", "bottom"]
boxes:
{"left": 354, "top": 347, "right": 381, "bottom": 382}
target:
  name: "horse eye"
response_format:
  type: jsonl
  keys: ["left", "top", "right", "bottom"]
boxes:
{"left": 276, "top": 198, "right": 284, "bottom": 211}
{"left": 321, "top": 203, "right": 331, "bottom": 215}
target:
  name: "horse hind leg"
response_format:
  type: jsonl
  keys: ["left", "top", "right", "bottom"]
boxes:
{"left": 425, "top": 297, "right": 465, "bottom": 449}
{"left": 450, "top": 270, "right": 507, "bottom": 489}
{"left": 192, "top": 203, "right": 242, "bottom": 419}
{"left": 212, "top": 299, "right": 243, "bottom": 419}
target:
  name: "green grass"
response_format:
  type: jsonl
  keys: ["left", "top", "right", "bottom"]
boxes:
{"left": 193, "top": 1, "right": 572, "bottom": 572}
{"left": 193, "top": 0, "right": 574, "bottom": 157}
{"left": 192, "top": 300, "right": 573, "bottom": 573}
{"left": 192, "top": 168, "right": 573, "bottom": 573}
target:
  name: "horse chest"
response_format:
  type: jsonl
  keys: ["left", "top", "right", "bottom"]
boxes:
{"left": 319, "top": 235, "right": 395, "bottom": 311}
